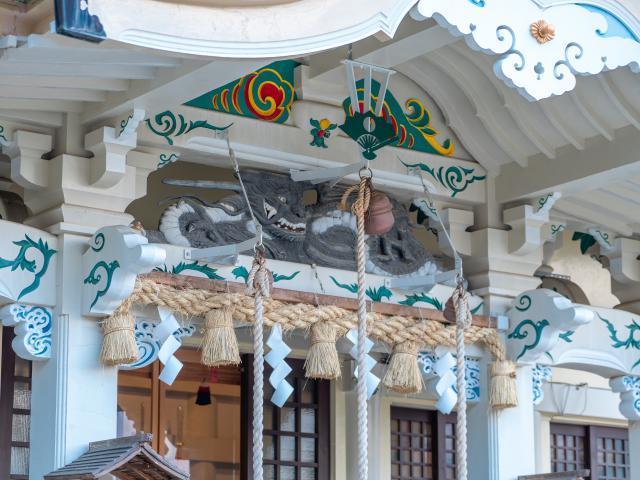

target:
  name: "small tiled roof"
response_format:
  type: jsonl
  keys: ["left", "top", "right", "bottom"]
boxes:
{"left": 44, "top": 433, "right": 189, "bottom": 480}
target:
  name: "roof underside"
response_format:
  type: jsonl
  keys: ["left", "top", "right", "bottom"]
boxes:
{"left": 0, "top": 5, "right": 636, "bottom": 237}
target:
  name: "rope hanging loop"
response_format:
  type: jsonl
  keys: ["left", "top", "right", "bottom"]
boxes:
{"left": 451, "top": 279, "right": 472, "bottom": 480}
{"left": 248, "top": 246, "right": 271, "bottom": 480}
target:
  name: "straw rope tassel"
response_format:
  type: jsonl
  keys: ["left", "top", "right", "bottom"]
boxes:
{"left": 100, "top": 297, "right": 138, "bottom": 366}
{"left": 248, "top": 251, "right": 270, "bottom": 480}
{"left": 351, "top": 175, "right": 371, "bottom": 480}
{"left": 453, "top": 285, "right": 472, "bottom": 480}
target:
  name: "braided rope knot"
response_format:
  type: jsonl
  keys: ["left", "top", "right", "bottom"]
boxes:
{"left": 340, "top": 176, "right": 372, "bottom": 219}
{"left": 452, "top": 284, "right": 472, "bottom": 329}
{"left": 247, "top": 248, "right": 271, "bottom": 299}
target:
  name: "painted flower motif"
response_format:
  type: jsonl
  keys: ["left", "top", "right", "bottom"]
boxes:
{"left": 530, "top": 20, "right": 556, "bottom": 44}
{"left": 309, "top": 118, "right": 337, "bottom": 148}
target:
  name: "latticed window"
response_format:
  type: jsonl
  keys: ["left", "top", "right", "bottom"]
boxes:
{"left": 550, "top": 423, "right": 630, "bottom": 479}
{"left": 243, "top": 357, "right": 330, "bottom": 480}
{"left": 592, "top": 427, "right": 630, "bottom": 480}
{"left": 390, "top": 407, "right": 457, "bottom": 480}
{"left": 551, "top": 423, "right": 587, "bottom": 472}
{"left": 0, "top": 327, "right": 33, "bottom": 480}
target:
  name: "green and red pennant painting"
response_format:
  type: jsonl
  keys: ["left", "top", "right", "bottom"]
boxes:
{"left": 342, "top": 79, "right": 454, "bottom": 157}
{"left": 185, "top": 60, "right": 298, "bottom": 124}
{"left": 185, "top": 61, "right": 453, "bottom": 158}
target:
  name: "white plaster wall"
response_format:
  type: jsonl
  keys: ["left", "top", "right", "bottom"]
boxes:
{"left": 548, "top": 230, "right": 619, "bottom": 308}
{"left": 534, "top": 366, "right": 629, "bottom": 473}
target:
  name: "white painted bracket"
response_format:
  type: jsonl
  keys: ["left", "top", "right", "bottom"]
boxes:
{"left": 543, "top": 222, "right": 566, "bottom": 243}
{"left": 387, "top": 269, "right": 457, "bottom": 292}
{"left": 606, "top": 237, "right": 640, "bottom": 285}
{"left": 610, "top": 376, "right": 640, "bottom": 421}
{"left": 411, "top": 200, "right": 474, "bottom": 257}
{"left": 6, "top": 130, "right": 53, "bottom": 190}
{"left": 84, "top": 126, "right": 137, "bottom": 189}
{"left": 532, "top": 363, "right": 552, "bottom": 405}
{"left": 115, "top": 108, "right": 146, "bottom": 142}
{"left": 587, "top": 228, "right": 616, "bottom": 253}
{"left": 534, "top": 192, "right": 561, "bottom": 217}
{"left": 184, "top": 225, "right": 261, "bottom": 265}
{"left": 504, "top": 202, "right": 554, "bottom": 256}
{"left": 507, "top": 289, "right": 593, "bottom": 363}
{"left": 82, "top": 226, "right": 166, "bottom": 316}
{"left": 0, "top": 303, "right": 52, "bottom": 361}
{"left": 438, "top": 208, "right": 474, "bottom": 257}
{"left": 290, "top": 159, "right": 366, "bottom": 184}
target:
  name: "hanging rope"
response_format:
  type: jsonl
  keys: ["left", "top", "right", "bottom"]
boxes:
{"left": 452, "top": 281, "right": 472, "bottom": 480}
{"left": 342, "top": 171, "right": 372, "bottom": 480}
{"left": 247, "top": 247, "right": 270, "bottom": 480}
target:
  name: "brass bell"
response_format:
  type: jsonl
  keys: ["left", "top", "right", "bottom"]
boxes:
{"left": 365, "top": 192, "right": 394, "bottom": 235}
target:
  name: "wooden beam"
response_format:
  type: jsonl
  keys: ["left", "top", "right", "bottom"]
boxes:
{"left": 3, "top": 47, "right": 180, "bottom": 67}
{"left": 81, "top": 58, "right": 264, "bottom": 126}
{"left": 0, "top": 75, "right": 130, "bottom": 91}
{"left": 141, "top": 272, "right": 496, "bottom": 329}
{"left": 0, "top": 63, "right": 157, "bottom": 79}
{"left": 496, "top": 125, "right": 640, "bottom": 202}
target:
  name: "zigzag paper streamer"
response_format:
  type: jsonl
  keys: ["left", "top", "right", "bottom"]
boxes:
{"left": 424, "top": 352, "right": 458, "bottom": 414}
{"left": 346, "top": 329, "right": 380, "bottom": 398}
{"left": 265, "top": 324, "right": 294, "bottom": 407}
{"left": 154, "top": 307, "right": 184, "bottom": 385}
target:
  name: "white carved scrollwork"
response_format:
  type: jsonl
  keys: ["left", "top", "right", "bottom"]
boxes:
{"left": 532, "top": 364, "right": 552, "bottom": 405}
{"left": 610, "top": 375, "right": 640, "bottom": 420}
{"left": 419, "top": 351, "right": 480, "bottom": 412}
{"left": 0, "top": 303, "right": 53, "bottom": 361}
{"left": 121, "top": 317, "right": 195, "bottom": 370}
{"left": 413, "top": 0, "right": 640, "bottom": 100}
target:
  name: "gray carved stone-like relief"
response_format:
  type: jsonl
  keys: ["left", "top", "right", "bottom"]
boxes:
{"left": 152, "top": 170, "right": 440, "bottom": 276}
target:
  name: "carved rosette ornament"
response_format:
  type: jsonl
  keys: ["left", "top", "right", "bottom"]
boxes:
{"left": 530, "top": 20, "right": 556, "bottom": 44}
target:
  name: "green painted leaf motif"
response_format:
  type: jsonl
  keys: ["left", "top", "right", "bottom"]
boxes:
{"left": 0, "top": 234, "right": 57, "bottom": 300}
{"left": 158, "top": 153, "right": 179, "bottom": 169}
{"left": 515, "top": 295, "right": 532, "bottom": 312}
{"left": 232, "top": 266, "right": 250, "bottom": 284}
{"left": 84, "top": 260, "right": 120, "bottom": 309}
{"left": 558, "top": 330, "right": 575, "bottom": 343}
{"left": 272, "top": 271, "right": 300, "bottom": 283}
{"left": 598, "top": 313, "right": 640, "bottom": 350}
{"left": 572, "top": 231, "right": 597, "bottom": 255}
{"left": 330, "top": 276, "right": 358, "bottom": 294}
{"left": 171, "top": 261, "right": 224, "bottom": 280}
{"left": 146, "top": 110, "right": 231, "bottom": 145}
{"left": 91, "top": 233, "right": 105, "bottom": 252}
{"left": 401, "top": 160, "right": 486, "bottom": 198}
{"left": 366, "top": 285, "right": 393, "bottom": 302}
{"left": 508, "top": 318, "right": 550, "bottom": 361}
{"left": 399, "top": 293, "right": 443, "bottom": 311}
{"left": 119, "top": 114, "right": 133, "bottom": 135}
{"left": 310, "top": 118, "right": 320, "bottom": 128}
{"left": 470, "top": 302, "right": 484, "bottom": 315}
